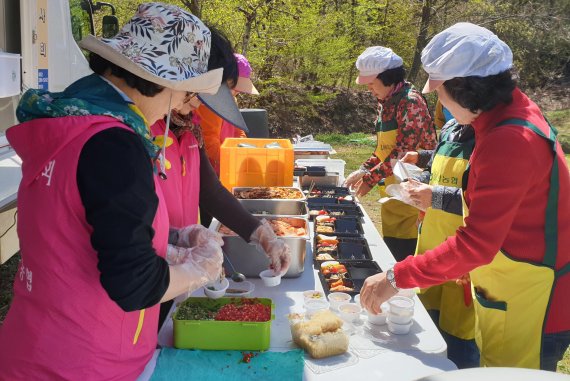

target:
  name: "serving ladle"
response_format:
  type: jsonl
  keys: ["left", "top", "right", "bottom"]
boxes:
{"left": 223, "top": 251, "right": 246, "bottom": 283}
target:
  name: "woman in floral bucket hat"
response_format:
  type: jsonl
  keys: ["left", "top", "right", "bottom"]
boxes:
{"left": 360, "top": 23, "right": 570, "bottom": 370}
{"left": 0, "top": 3, "right": 228, "bottom": 380}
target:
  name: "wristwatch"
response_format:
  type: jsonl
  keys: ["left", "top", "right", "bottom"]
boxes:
{"left": 386, "top": 268, "right": 399, "bottom": 291}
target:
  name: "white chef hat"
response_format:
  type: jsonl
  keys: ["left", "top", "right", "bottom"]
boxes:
{"left": 421, "top": 22, "right": 513, "bottom": 93}
{"left": 355, "top": 46, "right": 404, "bottom": 84}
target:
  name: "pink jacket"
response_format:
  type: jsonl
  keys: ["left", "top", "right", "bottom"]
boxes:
{"left": 0, "top": 116, "right": 168, "bottom": 380}
{"left": 150, "top": 120, "right": 201, "bottom": 227}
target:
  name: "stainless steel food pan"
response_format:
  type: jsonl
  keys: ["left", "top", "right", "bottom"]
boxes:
{"left": 238, "top": 199, "right": 309, "bottom": 218}
{"left": 212, "top": 216, "right": 308, "bottom": 278}
{"left": 232, "top": 186, "right": 306, "bottom": 201}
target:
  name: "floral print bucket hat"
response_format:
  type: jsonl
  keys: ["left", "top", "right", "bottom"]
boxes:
{"left": 79, "top": 2, "right": 222, "bottom": 94}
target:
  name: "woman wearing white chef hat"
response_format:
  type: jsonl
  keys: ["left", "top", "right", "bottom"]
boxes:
{"left": 360, "top": 22, "right": 570, "bottom": 370}
{"left": 344, "top": 46, "right": 437, "bottom": 261}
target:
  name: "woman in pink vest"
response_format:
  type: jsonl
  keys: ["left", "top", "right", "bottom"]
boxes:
{"left": 151, "top": 26, "right": 291, "bottom": 282}
{"left": 0, "top": 4, "right": 226, "bottom": 380}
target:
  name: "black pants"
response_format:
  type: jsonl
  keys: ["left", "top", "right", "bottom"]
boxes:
{"left": 383, "top": 237, "right": 417, "bottom": 262}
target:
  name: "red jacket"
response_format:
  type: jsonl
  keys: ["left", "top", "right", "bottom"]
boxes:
{"left": 395, "top": 88, "right": 570, "bottom": 333}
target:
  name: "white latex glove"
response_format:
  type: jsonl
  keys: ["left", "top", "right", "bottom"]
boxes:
{"left": 400, "top": 179, "right": 432, "bottom": 211}
{"left": 167, "top": 243, "right": 222, "bottom": 266}
{"left": 249, "top": 219, "right": 291, "bottom": 275}
{"left": 343, "top": 168, "right": 367, "bottom": 188}
{"left": 176, "top": 242, "right": 224, "bottom": 292}
{"left": 176, "top": 224, "right": 224, "bottom": 248}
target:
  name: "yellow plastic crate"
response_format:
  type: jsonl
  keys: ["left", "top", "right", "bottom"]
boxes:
{"left": 220, "top": 138, "right": 294, "bottom": 191}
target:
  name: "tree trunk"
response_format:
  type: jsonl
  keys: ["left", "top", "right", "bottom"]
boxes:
{"left": 408, "top": 0, "right": 432, "bottom": 84}
{"left": 180, "top": 0, "right": 201, "bottom": 18}
{"left": 241, "top": 15, "right": 254, "bottom": 55}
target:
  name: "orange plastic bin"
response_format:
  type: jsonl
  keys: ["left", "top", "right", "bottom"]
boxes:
{"left": 220, "top": 138, "right": 294, "bottom": 191}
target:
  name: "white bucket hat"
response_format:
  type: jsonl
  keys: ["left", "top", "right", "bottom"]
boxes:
{"left": 79, "top": 2, "right": 222, "bottom": 94}
{"left": 355, "top": 46, "right": 403, "bottom": 84}
{"left": 421, "top": 22, "right": 513, "bottom": 93}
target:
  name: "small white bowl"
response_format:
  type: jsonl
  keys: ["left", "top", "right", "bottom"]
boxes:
{"left": 388, "top": 312, "right": 413, "bottom": 325}
{"left": 303, "top": 290, "right": 326, "bottom": 302}
{"left": 367, "top": 302, "right": 390, "bottom": 325}
{"left": 387, "top": 317, "right": 413, "bottom": 335}
{"left": 388, "top": 296, "right": 415, "bottom": 316}
{"left": 203, "top": 278, "right": 229, "bottom": 299}
{"left": 328, "top": 292, "right": 352, "bottom": 311}
{"left": 304, "top": 299, "right": 330, "bottom": 318}
{"left": 338, "top": 302, "right": 362, "bottom": 323}
{"left": 354, "top": 294, "right": 361, "bottom": 306}
{"left": 259, "top": 269, "right": 282, "bottom": 287}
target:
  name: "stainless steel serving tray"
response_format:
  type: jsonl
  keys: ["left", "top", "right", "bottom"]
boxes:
{"left": 232, "top": 186, "right": 306, "bottom": 201}
{"left": 238, "top": 199, "right": 309, "bottom": 218}
{"left": 212, "top": 215, "right": 309, "bottom": 278}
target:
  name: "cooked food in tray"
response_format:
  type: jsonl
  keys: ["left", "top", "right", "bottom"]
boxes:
{"left": 320, "top": 261, "right": 354, "bottom": 292}
{"left": 234, "top": 187, "right": 303, "bottom": 200}
{"left": 315, "top": 234, "right": 339, "bottom": 261}
{"left": 219, "top": 218, "right": 307, "bottom": 237}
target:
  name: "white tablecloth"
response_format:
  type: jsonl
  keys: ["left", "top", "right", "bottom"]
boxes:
{"left": 138, "top": 201, "right": 457, "bottom": 380}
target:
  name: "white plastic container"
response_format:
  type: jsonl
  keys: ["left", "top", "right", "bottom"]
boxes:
{"left": 388, "top": 296, "right": 415, "bottom": 315}
{"left": 203, "top": 278, "right": 229, "bottom": 299}
{"left": 0, "top": 52, "right": 21, "bottom": 98}
{"left": 303, "top": 290, "right": 326, "bottom": 302}
{"left": 328, "top": 292, "right": 352, "bottom": 311}
{"left": 387, "top": 317, "right": 413, "bottom": 334}
{"left": 367, "top": 302, "right": 390, "bottom": 325}
{"left": 304, "top": 299, "right": 330, "bottom": 318}
{"left": 259, "top": 269, "right": 282, "bottom": 287}
{"left": 338, "top": 302, "right": 361, "bottom": 323}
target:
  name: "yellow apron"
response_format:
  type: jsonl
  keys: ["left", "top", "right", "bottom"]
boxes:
{"left": 375, "top": 87, "right": 419, "bottom": 239}
{"left": 416, "top": 124, "right": 475, "bottom": 340}
{"left": 464, "top": 118, "right": 561, "bottom": 368}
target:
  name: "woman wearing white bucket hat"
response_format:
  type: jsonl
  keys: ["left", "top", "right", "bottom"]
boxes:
{"left": 345, "top": 46, "right": 437, "bottom": 260}
{"left": 361, "top": 23, "right": 570, "bottom": 370}
{"left": 0, "top": 3, "right": 229, "bottom": 379}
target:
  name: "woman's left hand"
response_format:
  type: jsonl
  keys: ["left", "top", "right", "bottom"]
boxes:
{"left": 360, "top": 272, "right": 399, "bottom": 314}
{"left": 404, "top": 179, "right": 432, "bottom": 211}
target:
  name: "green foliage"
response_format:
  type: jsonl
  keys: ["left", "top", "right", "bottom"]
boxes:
{"left": 546, "top": 109, "right": 570, "bottom": 153}
{"left": 315, "top": 132, "right": 376, "bottom": 146}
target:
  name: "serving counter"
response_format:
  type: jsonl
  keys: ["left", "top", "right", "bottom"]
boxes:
{"left": 138, "top": 200, "right": 457, "bottom": 380}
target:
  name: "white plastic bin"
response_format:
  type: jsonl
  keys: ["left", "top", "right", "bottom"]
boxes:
{"left": 295, "top": 158, "right": 346, "bottom": 184}
{"left": 0, "top": 52, "right": 21, "bottom": 98}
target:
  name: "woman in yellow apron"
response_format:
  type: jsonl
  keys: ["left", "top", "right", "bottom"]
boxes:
{"left": 360, "top": 23, "right": 570, "bottom": 370}
{"left": 344, "top": 46, "right": 437, "bottom": 261}
{"left": 404, "top": 120, "right": 478, "bottom": 368}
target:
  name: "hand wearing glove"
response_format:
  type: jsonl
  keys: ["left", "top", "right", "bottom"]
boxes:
{"left": 343, "top": 168, "right": 368, "bottom": 189}
{"left": 176, "top": 241, "right": 224, "bottom": 293}
{"left": 176, "top": 224, "right": 224, "bottom": 248}
{"left": 249, "top": 219, "right": 292, "bottom": 276}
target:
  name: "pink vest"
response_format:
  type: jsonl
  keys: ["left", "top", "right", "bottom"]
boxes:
{"left": 0, "top": 117, "right": 168, "bottom": 381}
{"left": 150, "top": 120, "right": 200, "bottom": 227}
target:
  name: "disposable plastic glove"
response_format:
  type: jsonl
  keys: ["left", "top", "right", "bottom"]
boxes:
{"left": 176, "top": 224, "right": 224, "bottom": 248}
{"left": 176, "top": 242, "right": 224, "bottom": 292}
{"left": 343, "top": 168, "right": 367, "bottom": 188}
{"left": 249, "top": 219, "right": 291, "bottom": 275}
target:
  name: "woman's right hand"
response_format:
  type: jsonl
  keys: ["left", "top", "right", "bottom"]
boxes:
{"left": 400, "top": 151, "right": 419, "bottom": 164}
{"left": 177, "top": 242, "right": 224, "bottom": 289}
{"left": 177, "top": 224, "right": 224, "bottom": 248}
{"left": 343, "top": 168, "right": 367, "bottom": 188}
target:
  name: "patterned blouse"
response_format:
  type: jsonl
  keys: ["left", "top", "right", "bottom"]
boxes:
{"left": 361, "top": 81, "right": 437, "bottom": 187}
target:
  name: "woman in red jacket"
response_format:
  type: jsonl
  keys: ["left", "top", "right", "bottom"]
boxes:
{"left": 360, "top": 22, "right": 570, "bottom": 370}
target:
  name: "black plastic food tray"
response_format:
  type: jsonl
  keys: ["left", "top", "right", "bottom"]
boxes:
{"left": 317, "top": 260, "right": 382, "bottom": 295}
{"left": 304, "top": 186, "right": 351, "bottom": 197}
{"left": 307, "top": 196, "right": 355, "bottom": 206}
{"left": 313, "top": 236, "right": 372, "bottom": 265}
{"left": 308, "top": 204, "right": 364, "bottom": 219}
{"left": 314, "top": 216, "right": 363, "bottom": 237}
